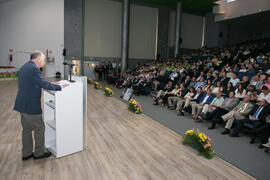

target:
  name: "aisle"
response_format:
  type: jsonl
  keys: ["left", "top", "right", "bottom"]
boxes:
{"left": 0, "top": 81, "right": 254, "bottom": 180}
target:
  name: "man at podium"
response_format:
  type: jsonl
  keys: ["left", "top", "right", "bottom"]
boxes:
{"left": 14, "top": 50, "right": 68, "bottom": 160}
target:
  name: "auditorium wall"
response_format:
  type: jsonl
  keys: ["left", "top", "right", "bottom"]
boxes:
{"left": 0, "top": 0, "right": 64, "bottom": 77}
{"left": 204, "top": 12, "right": 270, "bottom": 48}
{"left": 84, "top": 0, "right": 158, "bottom": 60}
{"left": 169, "top": 11, "right": 204, "bottom": 50}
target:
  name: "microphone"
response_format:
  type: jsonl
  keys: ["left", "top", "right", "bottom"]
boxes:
{"left": 63, "top": 62, "right": 75, "bottom": 67}
{"left": 63, "top": 62, "right": 75, "bottom": 83}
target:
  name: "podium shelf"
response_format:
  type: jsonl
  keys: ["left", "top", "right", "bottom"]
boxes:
{"left": 46, "top": 90, "right": 56, "bottom": 95}
{"left": 46, "top": 139, "right": 56, "bottom": 156}
{"left": 45, "top": 101, "right": 55, "bottom": 109}
{"left": 46, "top": 120, "right": 56, "bottom": 130}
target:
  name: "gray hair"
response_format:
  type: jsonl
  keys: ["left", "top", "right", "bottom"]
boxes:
{"left": 30, "top": 50, "right": 44, "bottom": 60}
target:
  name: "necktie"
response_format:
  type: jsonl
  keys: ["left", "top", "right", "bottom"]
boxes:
{"left": 225, "top": 98, "right": 232, "bottom": 107}
{"left": 239, "top": 103, "right": 245, "bottom": 111}
{"left": 253, "top": 107, "right": 262, "bottom": 118}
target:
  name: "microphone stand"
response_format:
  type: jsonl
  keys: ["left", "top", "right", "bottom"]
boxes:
{"left": 63, "top": 62, "right": 75, "bottom": 83}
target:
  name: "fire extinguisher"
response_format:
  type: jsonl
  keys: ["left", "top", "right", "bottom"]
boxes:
{"left": 9, "top": 54, "right": 13, "bottom": 62}
{"left": 9, "top": 49, "right": 13, "bottom": 62}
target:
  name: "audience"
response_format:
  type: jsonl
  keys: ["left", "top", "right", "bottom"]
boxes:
{"left": 105, "top": 41, "right": 270, "bottom": 151}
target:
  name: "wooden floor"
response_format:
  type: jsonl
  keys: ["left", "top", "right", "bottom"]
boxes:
{"left": 0, "top": 80, "right": 255, "bottom": 180}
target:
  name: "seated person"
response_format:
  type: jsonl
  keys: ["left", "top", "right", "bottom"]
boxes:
{"left": 231, "top": 99, "right": 270, "bottom": 137}
{"left": 191, "top": 88, "right": 215, "bottom": 120}
{"left": 220, "top": 95, "right": 254, "bottom": 135}
{"left": 188, "top": 77, "right": 197, "bottom": 87}
{"left": 132, "top": 76, "right": 146, "bottom": 95}
{"left": 248, "top": 75, "right": 261, "bottom": 90}
{"left": 212, "top": 81, "right": 223, "bottom": 94}
{"left": 258, "top": 85, "right": 270, "bottom": 104}
{"left": 222, "top": 82, "right": 235, "bottom": 97}
{"left": 208, "top": 91, "right": 239, "bottom": 129}
{"left": 263, "top": 135, "right": 270, "bottom": 150}
{"left": 234, "top": 83, "right": 247, "bottom": 99}
{"left": 153, "top": 81, "right": 173, "bottom": 105}
{"left": 138, "top": 78, "right": 152, "bottom": 95}
{"left": 263, "top": 76, "right": 270, "bottom": 90}
{"left": 203, "top": 80, "right": 213, "bottom": 92}
{"left": 249, "top": 113, "right": 270, "bottom": 148}
{"left": 212, "top": 72, "right": 220, "bottom": 85}
{"left": 219, "top": 72, "right": 229, "bottom": 88}
{"left": 160, "top": 84, "right": 181, "bottom": 107}
{"left": 182, "top": 87, "right": 204, "bottom": 114}
{"left": 194, "top": 77, "right": 206, "bottom": 90}
{"left": 229, "top": 73, "right": 240, "bottom": 87}
{"left": 180, "top": 75, "right": 191, "bottom": 88}
{"left": 167, "top": 84, "right": 188, "bottom": 109}
{"left": 175, "top": 86, "right": 195, "bottom": 115}
{"left": 198, "top": 91, "right": 224, "bottom": 122}
{"left": 240, "top": 76, "right": 250, "bottom": 89}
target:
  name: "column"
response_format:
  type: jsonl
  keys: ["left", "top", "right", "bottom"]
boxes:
{"left": 174, "top": 1, "right": 182, "bottom": 58}
{"left": 121, "top": 0, "right": 130, "bottom": 72}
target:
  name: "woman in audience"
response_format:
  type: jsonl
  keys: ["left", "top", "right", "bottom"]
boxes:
{"left": 212, "top": 81, "right": 223, "bottom": 94}
{"left": 263, "top": 76, "right": 270, "bottom": 90}
{"left": 203, "top": 79, "right": 213, "bottom": 92}
{"left": 226, "top": 68, "right": 234, "bottom": 78}
{"left": 222, "top": 82, "right": 235, "bottom": 97}
{"left": 235, "top": 83, "right": 247, "bottom": 99}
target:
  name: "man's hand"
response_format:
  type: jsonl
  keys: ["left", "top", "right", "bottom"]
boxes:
{"left": 61, "top": 84, "right": 69, "bottom": 88}
{"left": 52, "top": 81, "right": 60, "bottom": 85}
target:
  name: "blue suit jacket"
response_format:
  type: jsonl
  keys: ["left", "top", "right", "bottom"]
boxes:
{"left": 14, "top": 61, "right": 61, "bottom": 114}
{"left": 192, "top": 92, "right": 205, "bottom": 103}
{"left": 198, "top": 94, "right": 216, "bottom": 105}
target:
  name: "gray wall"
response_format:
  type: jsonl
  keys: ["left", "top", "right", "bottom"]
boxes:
{"left": 0, "top": 0, "right": 64, "bottom": 77}
{"left": 157, "top": 6, "right": 170, "bottom": 58}
{"left": 204, "top": 13, "right": 227, "bottom": 47}
{"left": 64, "top": 0, "right": 84, "bottom": 60}
{"left": 204, "top": 11, "right": 270, "bottom": 47}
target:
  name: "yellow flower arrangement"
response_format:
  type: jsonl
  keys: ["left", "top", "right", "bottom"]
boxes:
{"left": 104, "top": 87, "right": 113, "bottom": 97}
{"left": 128, "top": 99, "right": 142, "bottom": 114}
{"left": 183, "top": 129, "right": 214, "bottom": 159}
{"left": 87, "top": 78, "right": 94, "bottom": 84}
{"left": 94, "top": 81, "right": 102, "bottom": 89}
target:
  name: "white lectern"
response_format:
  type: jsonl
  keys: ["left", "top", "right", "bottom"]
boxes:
{"left": 43, "top": 78, "right": 87, "bottom": 158}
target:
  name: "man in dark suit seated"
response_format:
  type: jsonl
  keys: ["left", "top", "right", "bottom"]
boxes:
{"left": 231, "top": 99, "right": 270, "bottom": 137}
{"left": 14, "top": 51, "right": 68, "bottom": 161}
{"left": 249, "top": 114, "right": 270, "bottom": 149}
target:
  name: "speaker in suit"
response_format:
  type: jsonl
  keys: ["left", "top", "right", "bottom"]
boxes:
{"left": 14, "top": 51, "right": 63, "bottom": 160}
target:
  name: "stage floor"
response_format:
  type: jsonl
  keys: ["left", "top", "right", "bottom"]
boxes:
{"left": 0, "top": 80, "right": 255, "bottom": 180}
